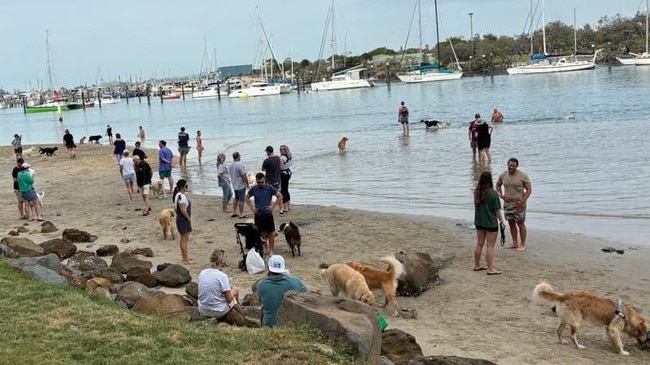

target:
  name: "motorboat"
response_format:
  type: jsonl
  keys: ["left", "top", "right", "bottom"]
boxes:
{"left": 310, "top": 66, "right": 372, "bottom": 91}
{"left": 97, "top": 94, "right": 119, "bottom": 105}
{"left": 228, "top": 82, "right": 283, "bottom": 98}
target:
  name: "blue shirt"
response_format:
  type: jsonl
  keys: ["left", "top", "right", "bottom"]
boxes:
{"left": 247, "top": 184, "right": 277, "bottom": 213}
{"left": 257, "top": 274, "right": 307, "bottom": 327}
{"left": 158, "top": 147, "right": 173, "bottom": 171}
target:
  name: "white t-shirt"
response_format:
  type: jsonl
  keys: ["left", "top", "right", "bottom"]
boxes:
{"left": 119, "top": 157, "right": 135, "bottom": 176}
{"left": 197, "top": 268, "right": 231, "bottom": 313}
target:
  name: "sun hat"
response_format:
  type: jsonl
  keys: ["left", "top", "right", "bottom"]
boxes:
{"left": 268, "top": 255, "right": 286, "bottom": 273}
{"left": 475, "top": 118, "right": 485, "bottom": 125}
{"left": 265, "top": 146, "right": 274, "bottom": 153}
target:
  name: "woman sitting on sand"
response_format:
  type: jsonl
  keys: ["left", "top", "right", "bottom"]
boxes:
{"left": 473, "top": 171, "right": 505, "bottom": 275}
{"left": 173, "top": 179, "right": 194, "bottom": 265}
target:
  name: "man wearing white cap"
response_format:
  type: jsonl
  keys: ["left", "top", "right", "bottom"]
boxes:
{"left": 256, "top": 255, "right": 307, "bottom": 327}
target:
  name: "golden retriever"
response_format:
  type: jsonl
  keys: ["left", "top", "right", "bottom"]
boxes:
{"left": 345, "top": 255, "right": 405, "bottom": 316}
{"left": 338, "top": 137, "right": 348, "bottom": 152}
{"left": 321, "top": 263, "right": 375, "bottom": 305}
{"left": 157, "top": 208, "right": 176, "bottom": 240}
{"left": 152, "top": 180, "right": 166, "bottom": 199}
{"left": 533, "top": 282, "right": 649, "bottom": 355}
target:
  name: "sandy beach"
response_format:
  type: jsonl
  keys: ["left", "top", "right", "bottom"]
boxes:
{"left": 2, "top": 144, "right": 649, "bottom": 365}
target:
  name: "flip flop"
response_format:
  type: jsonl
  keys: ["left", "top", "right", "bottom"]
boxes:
{"left": 487, "top": 271, "right": 502, "bottom": 275}
{"left": 238, "top": 215, "right": 250, "bottom": 219}
{"left": 473, "top": 267, "right": 487, "bottom": 271}
{"left": 230, "top": 214, "right": 239, "bottom": 218}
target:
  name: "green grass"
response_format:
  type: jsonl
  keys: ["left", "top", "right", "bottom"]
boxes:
{"left": 0, "top": 260, "right": 365, "bottom": 365}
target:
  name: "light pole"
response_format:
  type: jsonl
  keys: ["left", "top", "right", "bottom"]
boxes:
{"left": 468, "top": 12, "right": 474, "bottom": 57}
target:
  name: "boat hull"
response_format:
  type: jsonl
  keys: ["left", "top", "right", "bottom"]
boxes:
{"left": 228, "top": 84, "right": 282, "bottom": 98}
{"left": 26, "top": 104, "right": 69, "bottom": 113}
{"left": 397, "top": 71, "right": 463, "bottom": 83}
{"left": 310, "top": 79, "right": 371, "bottom": 91}
{"left": 506, "top": 61, "right": 595, "bottom": 75}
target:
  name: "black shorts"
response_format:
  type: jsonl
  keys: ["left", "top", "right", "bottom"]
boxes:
{"left": 254, "top": 212, "right": 275, "bottom": 234}
{"left": 14, "top": 147, "right": 23, "bottom": 153}
{"left": 475, "top": 225, "right": 498, "bottom": 232}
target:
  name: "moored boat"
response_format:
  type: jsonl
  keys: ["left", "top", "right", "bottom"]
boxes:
{"left": 228, "top": 82, "right": 283, "bottom": 98}
{"left": 26, "top": 102, "right": 68, "bottom": 113}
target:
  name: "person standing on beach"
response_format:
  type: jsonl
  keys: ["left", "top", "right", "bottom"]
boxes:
{"left": 474, "top": 115, "right": 493, "bottom": 163}
{"left": 473, "top": 171, "right": 505, "bottom": 275}
{"left": 398, "top": 101, "right": 409, "bottom": 136}
{"left": 12, "top": 134, "right": 23, "bottom": 159}
{"left": 63, "top": 129, "right": 76, "bottom": 159}
{"left": 257, "top": 255, "right": 307, "bottom": 327}
{"left": 246, "top": 172, "right": 282, "bottom": 257}
{"left": 262, "top": 146, "right": 282, "bottom": 191}
{"left": 106, "top": 125, "right": 113, "bottom": 145}
{"left": 279, "top": 144, "right": 292, "bottom": 214}
{"left": 217, "top": 153, "right": 233, "bottom": 214}
{"left": 158, "top": 140, "right": 174, "bottom": 194}
{"left": 491, "top": 108, "right": 504, "bottom": 123}
{"left": 12, "top": 157, "right": 27, "bottom": 219}
{"left": 468, "top": 115, "right": 479, "bottom": 160}
{"left": 119, "top": 150, "right": 136, "bottom": 202}
{"left": 496, "top": 158, "right": 532, "bottom": 252}
{"left": 230, "top": 151, "right": 249, "bottom": 218}
{"left": 133, "top": 155, "right": 152, "bottom": 215}
{"left": 17, "top": 162, "right": 43, "bottom": 221}
{"left": 177, "top": 127, "right": 190, "bottom": 168}
{"left": 196, "top": 130, "right": 204, "bottom": 166}
{"left": 133, "top": 141, "right": 147, "bottom": 160}
{"left": 173, "top": 179, "right": 193, "bottom": 265}
{"left": 138, "top": 126, "right": 146, "bottom": 141}
{"left": 113, "top": 133, "right": 126, "bottom": 164}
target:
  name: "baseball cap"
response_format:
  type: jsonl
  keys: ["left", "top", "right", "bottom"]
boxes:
{"left": 265, "top": 145, "right": 274, "bottom": 153}
{"left": 132, "top": 155, "right": 140, "bottom": 160}
{"left": 22, "top": 162, "right": 31, "bottom": 168}
{"left": 268, "top": 255, "right": 286, "bottom": 273}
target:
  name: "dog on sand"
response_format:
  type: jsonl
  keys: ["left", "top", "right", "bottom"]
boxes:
{"left": 157, "top": 208, "right": 176, "bottom": 240}
{"left": 345, "top": 255, "right": 406, "bottom": 316}
{"left": 22, "top": 146, "right": 39, "bottom": 158}
{"left": 152, "top": 180, "right": 167, "bottom": 199}
{"left": 79, "top": 136, "right": 87, "bottom": 144}
{"left": 320, "top": 263, "right": 375, "bottom": 305}
{"left": 88, "top": 135, "right": 102, "bottom": 144}
{"left": 39, "top": 147, "right": 58, "bottom": 156}
{"left": 278, "top": 221, "right": 301, "bottom": 257}
{"left": 338, "top": 137, "right": 348, "bottom": 152}
{"left": 533, "top": 282, "right": 649, "bottom": 355}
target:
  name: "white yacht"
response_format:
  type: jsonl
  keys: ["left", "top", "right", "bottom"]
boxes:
{"left": 310, "top": 67, "right": 372, "bottom": 92}
{"left": 192, "top": 83, "right": 227, "bottom": 99}
{"left": 97, "top": 94, "right": 119, "bottom": 105}
{"left": 228, "top": 82, "right": 283, "bottom": 98}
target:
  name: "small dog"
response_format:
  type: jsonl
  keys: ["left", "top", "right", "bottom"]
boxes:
{"left": 88, "top": 135, "right": 102, "bottom": 143}
{"left": 22, "top": 146, "right": 39, "bottom": 158}
{"left": 152, "top": 180, "right": 167, "bottom": 199}
{"left": 320, "top": 263, "right": 375, "bottom": 305}
{"left": 533, "top": 282, "right": 649, "bottom": 355}
{"left": 79, "top": 136, "right": 87, "bottom": 144}
{"left": 157, "top": 208, "right": 176, "bottom": 240}
{"left": 420, "top": 120, "right": 451, "bottom": 129}
{"left": 345, "top": 255, "right": 406, "bottom": 316}
{"left": 39, "top": 147, "right": 58, "bottom": 156}
{"left": 278, "top": 221, "right": 301, "bottom": 257}
{"left": 338, "top": 137, "right": 348, "bottom": 152}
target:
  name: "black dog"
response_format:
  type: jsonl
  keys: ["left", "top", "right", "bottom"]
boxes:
{"left": 279, "top": 221, "right": 302, "bottom": 257}
{"left": 39, "top": 147, "right": 58, "bottom": 156}
{"left": 420, "top": 119, "right": 441, "bottom": 128}
{"left": 88, "top": 135, "right": 102, "bottom": 143}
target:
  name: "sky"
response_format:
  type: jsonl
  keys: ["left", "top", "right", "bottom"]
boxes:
{"left": 0, "top": 0, "right": 645, "bottom": 91}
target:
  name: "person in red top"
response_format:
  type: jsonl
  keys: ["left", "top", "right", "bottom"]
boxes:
{"left": 398, "top": 101, "right": 409, "bottom": 136}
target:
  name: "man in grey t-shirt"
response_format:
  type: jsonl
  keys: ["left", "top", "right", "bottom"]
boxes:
{"left": 230, "top": 151, "right": 249, "bottom": 218}
{"left": 262, "top": 146, "right": 281, "bottom": 190}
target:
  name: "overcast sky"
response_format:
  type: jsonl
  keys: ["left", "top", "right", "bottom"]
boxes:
{"left": 0, "top": 0, "right": 645, "bottom": 90}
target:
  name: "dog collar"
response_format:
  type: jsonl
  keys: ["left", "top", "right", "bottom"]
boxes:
{"left": 615, "top": 300, "right": 626, "bottom": 319}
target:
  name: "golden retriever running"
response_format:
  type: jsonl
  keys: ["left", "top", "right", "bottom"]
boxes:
{"left": 338, "top": 137, "right": 348, "bottom": 153}
{"left": 157, "top": 208, "right": 176, "bottom": 240}
{"left": 321, "top": 263, "right": 375, "bottom": 305}
{"left": 345, "top": 255, "right": 405, "bottom": 316}
{"left": 533, "top": 282, "right": 649, "bottom": 355}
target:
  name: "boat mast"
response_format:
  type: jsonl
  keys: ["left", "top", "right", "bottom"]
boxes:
{"left": 417, "top": 0, "right": 424, "bottom": 63}
{"left": 330, "top": 0, "right": 336, "bottom": 70}
{"left": 542, "top": 0, "right": 547, "bottom": 55}
{"left": 646, "top": 0, "right": 649, "bottom": 54}
{"left": 573, "top": 8, "right": 577, "bottom": 57}
{"left": 434, "top": 0, "right": 440, "bottom": 68}
{"left": 45, "top": 29, "right": 54, "bottom": 94}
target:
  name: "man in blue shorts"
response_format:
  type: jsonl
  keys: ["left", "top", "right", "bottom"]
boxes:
{"left": 158, "top": 140, "right": 174, "bottom": 194}
{"left": 256, "top": 255, "right": 307, "bottom": 327}
{"left": 246, "top": 172, "right": 282, "bottom": 256}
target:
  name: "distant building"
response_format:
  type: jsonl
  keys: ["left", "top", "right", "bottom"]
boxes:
{"left": 218, "top": 64, "right": 253, "bottom": 79}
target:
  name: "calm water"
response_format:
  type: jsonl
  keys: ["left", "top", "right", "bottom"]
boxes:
{"left": 2, "top": 66, "right": 650, "bottom": 245}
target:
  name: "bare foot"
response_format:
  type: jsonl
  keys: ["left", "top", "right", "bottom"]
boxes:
{"left": 506, "top": 244, "right": 520, "bottom": 249}
{"left": 487, "top": 270, "right": 502, "bottom": 275}
{"left": 517, "top": 246, "right": 527, "bottom": 252}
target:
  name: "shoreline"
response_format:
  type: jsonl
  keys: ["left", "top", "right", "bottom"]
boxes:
{"left": 2, "top": 144, "right": 649, "bottom": 364}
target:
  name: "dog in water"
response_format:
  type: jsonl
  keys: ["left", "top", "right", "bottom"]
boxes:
{"left": 345, "top": 255, "right": 406, "bottom": 316}
{"left": 157, "top": 208, "right": 176, "bottom": 240}
{"left": 533, "top": 282, "right": 649, "bottom": 355}
{"left": 320, "top": 263, "right": 375, "bottom": 305}
{"left": 278, "top": 221, "right": 301, "bottom": 257}
{"left": 420, "top": 120, "right": 451, "bottom": 129}
{"left": 152, "top": 180, "right": 167, "bottom": 199}
{"left": 338, "top": 137, "right": 348, "bottom": 152}
{"left": 88, "top": 135, "right": 102, "bottom": 144}
{"left": 39, "top": 147, "right": 58, "bottom": 156}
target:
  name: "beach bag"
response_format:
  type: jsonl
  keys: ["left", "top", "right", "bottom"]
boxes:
{"left": 245, "top": 248, "right": 265, "bottom": 275}
{"left": 401, "top": 106, "right": 409, "bottom": 117}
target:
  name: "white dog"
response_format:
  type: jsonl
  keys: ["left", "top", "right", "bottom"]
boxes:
{"left": 152, "top": 180, "right": 167, "bottom": 199}
{"left": 22, "top": 146, "right": 39, "bottom": 158}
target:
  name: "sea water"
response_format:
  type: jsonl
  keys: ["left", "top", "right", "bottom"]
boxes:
{"left": 2, "top": 66, "right": 649, "bottom": 245}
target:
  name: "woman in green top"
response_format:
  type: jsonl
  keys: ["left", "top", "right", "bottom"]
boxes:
{"left": 473, "top": 171, "right": 504, "bottom": 275}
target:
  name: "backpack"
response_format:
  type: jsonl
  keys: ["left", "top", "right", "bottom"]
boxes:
{"left": 401, "top": 106, "right": 409, "bottom": 117}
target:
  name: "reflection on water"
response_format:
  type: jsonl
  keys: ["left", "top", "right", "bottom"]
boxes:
{"left": 2, "top": 67, "right": 650, "bottom": 245}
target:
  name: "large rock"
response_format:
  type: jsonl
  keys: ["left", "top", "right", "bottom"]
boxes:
{"left": 396, "top": 251, "right": 444, "bottom": 297}
{"left": 381, "top": 329, "right": 423, "bottom": 363}
{"left": 10, "top": 253, "right": 61, "bottom": 274}
{"left": 40, "top": 221, "right": 58, "bottom": 233}
{"left": 395, "top": 356, "right": 498, "bottom": 365}
{"left": 83, "top": 267, "right": 125, "bottom": 284}
{"left": 110, "top": 252, "right": 152, "bottom": 274}
{"left": 39, "top": 239, "right": 77, "bottom": 260}
{"left": 0, "top": 244, "right": 19, "bottom": 259}
{"left": 96, "top": 245, "right": 119, "bottom": 257}
{"left": 115, "top": 281, "right": 154, "bottom": 308}
{"left": 1, "top": 236, "right": 44, "bottom": 257}
{"left": 276, "top": 291, "right": 381, "bottom": 365}
{"left": 67, "top": 251, "right": 108, "bottom": 272}
{"left": 130, "top": 247, "right": 154, "bottom": 257}
{"left": 132, "top": 293, "right": 191, "bottom": 321}
{"left": 185, "top": 281, "right": 198, "bottom": 299}
{"left": 62, "top": 228, "right": 97, "bottom": 243}
{"left": 22, "top": 265, "right": 68, "bottom": 286}
{"left": 152, "top": 264, "right": 191, "bottom": 287}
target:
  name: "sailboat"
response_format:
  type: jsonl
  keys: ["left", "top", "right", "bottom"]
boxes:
{"left": 397, "top": 0, "right": 462, "bottom": 83}
{"left": 507, "top": 1, "right": 600, "bottom": 75}
{"left": 26, "top": 30, "right": 69, "bottom": 114}
{"left": 617, "top": 0, "right": 650, "bottom": 66}
{"left": 310, "top": 0, "right": 372, "bottom": 92}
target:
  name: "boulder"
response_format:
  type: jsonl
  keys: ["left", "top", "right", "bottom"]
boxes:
{"left": 96, "top": 245, "right": 119, "bottom": 257}
{"left": 125, "top": 266, "right": 151, "bottom": 280}
{"left": 133, "top": 274, "right": 159, "bottom": 288}
{"left": 276, "top": 291, "right": 381, "bottom": 364}
{"left": 17, "top": 226, "right": 29, "bottom": 233}
{"left": 110, "top": 252, "right": 152, "bottom": 274}
{"left": 185, "top": 281, "right": 198, "bottom": 299}
{"left": 381, "top": 329, "right": 423, "bottom": 363}
{"left": 394, "top": 356, "right": 498, "bottom": 365}
{"left": 86, "top": 277, "right": 114, "bottom": 293}
{"left": 152, "top": 264, "right": 191, "bottom": 287}
{"left": 62, "top": 228, "right": 97, "bottom": 243}
{"left": 40, "top": 221, "right": 58, "bottom": 233}
{"left": 67, "top": 251, "right": 108, "bottom": 272}
{"left": 10, "top": 253, "right": 61, "bottom": 274}
{"left": 131, "top": 293, "right": 191, "bottom": 321}
{"left": 396, "top": 251, "right": 444, "bottom": 297}
{"left": 22, "top": 265, "right": 68, "bottom": 286}
{"left": 130, "top": 247, "right": 154, "bottom": 257}
{"left": 1, "top": 236, "right": 44, "bottom": 257}
{"left": 39, "top": 238, "right": 77, "bottom": 260}
{"left": 0, "top": 243, "right": 19, "bottom": 259}
{"left": 115, "top": 281, "right": 154, "bottom": 308}
{"left": 83, "top": 267, "right": 125, "bottom": 284}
